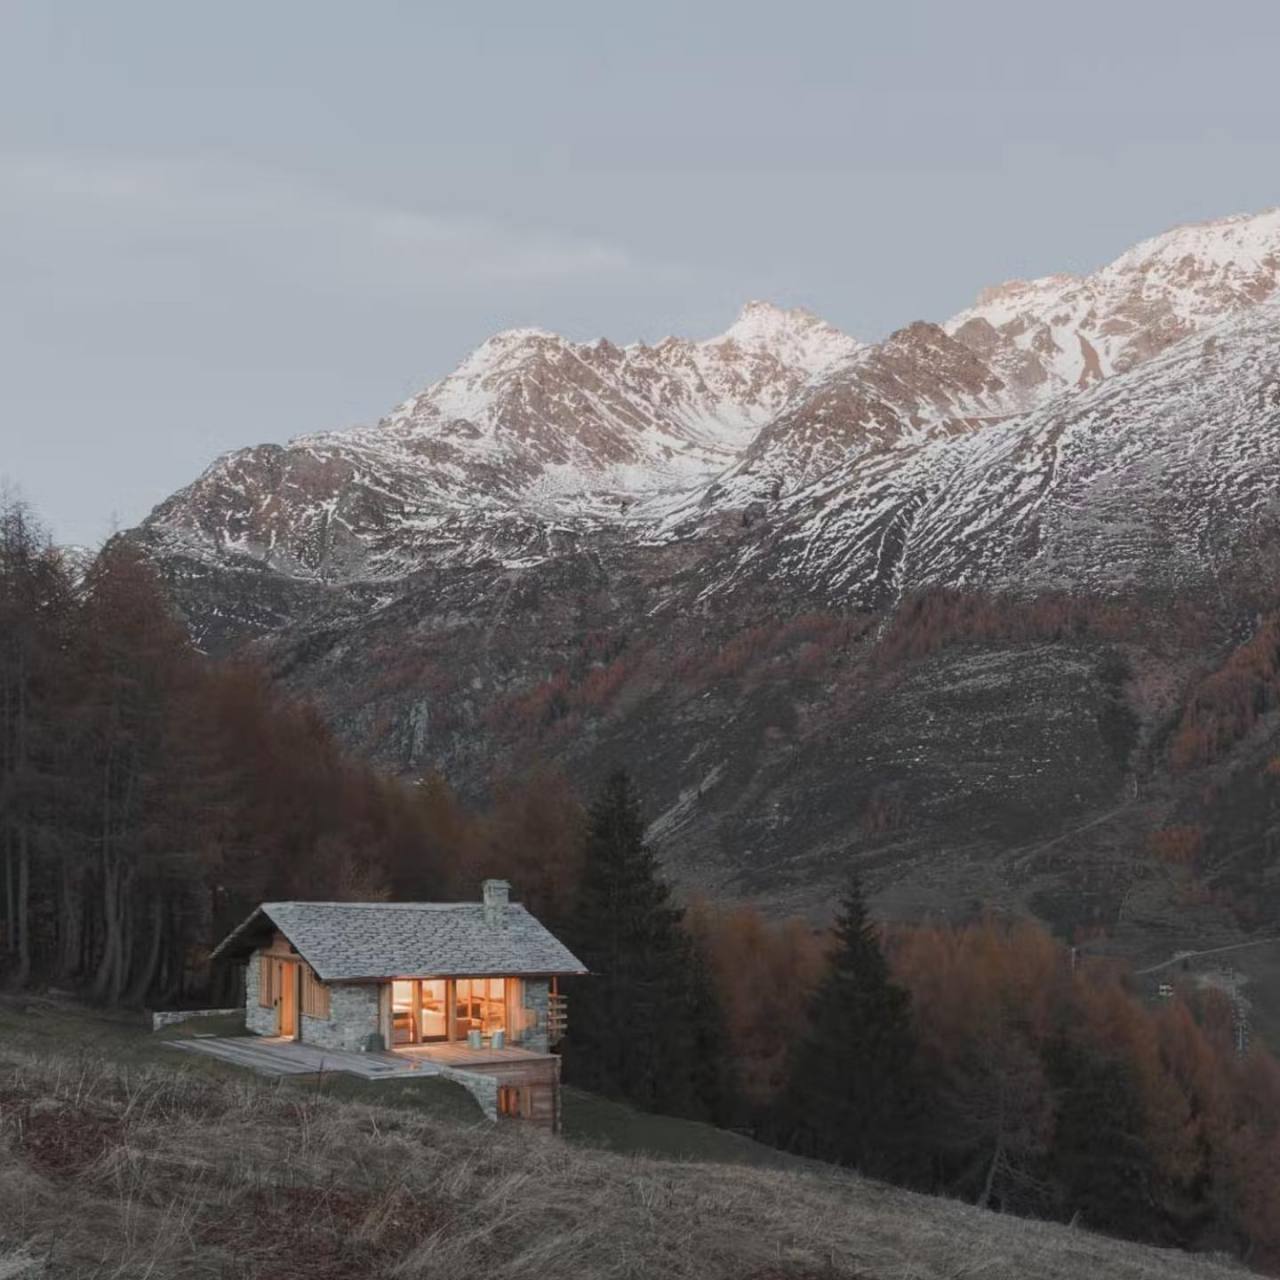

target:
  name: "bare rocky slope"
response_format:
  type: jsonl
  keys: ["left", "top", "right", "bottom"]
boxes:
{"left": 130, "top": 208, "right": 1280, "bottom": 976}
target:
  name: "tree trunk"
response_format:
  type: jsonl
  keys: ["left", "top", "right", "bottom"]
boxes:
{"left": 58, "top": 859, "right": 81, "bottom": 981}
{"left": 109, "top": 871, "right": 134, "bottom": 1005}
{"left": 13, "top": 824, "right": 30, "bottom": 986}
{"left": 1, "top": 675, "right": 13, "bottom": 961}
{"left": 2, "top": 827, "right": 13, "bottom": 961}
{"left": 977, "top": 1073, "right": 1011, "bottom": 1212}
{"left": 125, "top": 889, "right": 162, "bottom": 1007}
{"left": 92, "top": 860, "right": 119, "bottom": 1002}
{"left": 977, "top": 1136, "right": 1004, "bottom": 1211}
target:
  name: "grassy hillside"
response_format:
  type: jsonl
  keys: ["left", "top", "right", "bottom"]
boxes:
{"left": 0, "top": 1001, "right": 1258, "bottom": 1280}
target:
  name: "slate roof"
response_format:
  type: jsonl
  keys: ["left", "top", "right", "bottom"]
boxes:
{"left": 210, "top": 901, "right": 588, "bottom": 981}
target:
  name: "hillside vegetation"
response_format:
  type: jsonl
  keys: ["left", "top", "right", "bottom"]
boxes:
{"left": 5, "top": 512, "right": 1280, "bottom": 1271}
{"left": 0, "top": 1003, "right": 1257, "bottom": 1280}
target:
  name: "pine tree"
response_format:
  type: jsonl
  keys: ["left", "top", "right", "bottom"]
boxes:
{"left": 767, "top": 874, "right": 920, "bottom": 1178}
{"left": 562, "top": 769, "right": 734, "bottom": 1121}
{"left": 1043, "top": 1036, "right": 1166, "bottom": 1241}
{"left": 681, "top": 924, "right": 740, "bottom": 1126}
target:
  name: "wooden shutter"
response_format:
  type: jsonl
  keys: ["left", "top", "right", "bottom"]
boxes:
{"left": 300, "top": 965, "right": 330, "bottom": 1020}
{"left": 259, "top": 954, "right": 274, "bottom": 1007}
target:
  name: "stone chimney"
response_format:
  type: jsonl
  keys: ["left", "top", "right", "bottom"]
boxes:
{"left": 482, "top": 879, "right": 510, "bottom": 928}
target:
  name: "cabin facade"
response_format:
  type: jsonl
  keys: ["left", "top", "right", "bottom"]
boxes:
{"left": 211, "top": 881, "right": 585, "bottom": 1129}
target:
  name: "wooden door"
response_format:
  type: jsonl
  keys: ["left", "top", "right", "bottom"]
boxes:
{"left": 277, "top": 962, "right": 299, "bottom": 1039}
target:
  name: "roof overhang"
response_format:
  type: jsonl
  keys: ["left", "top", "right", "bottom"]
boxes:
{"left": 209, "top": 905, "right": 317, "bottom": 968}
{"left": 328, "top": 969, "right": 588, "bottom": 984}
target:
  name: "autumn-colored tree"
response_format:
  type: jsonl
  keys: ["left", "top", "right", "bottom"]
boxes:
{"left": 476, "top": 769, "right": 585, "bottom": 931}
{"left": 1170, "top": 615, "right": 1280, "bottom": 771}
{"left": 686, "top": 898, "right": 830, "bottom": 1108}
{"left": 0, "top": 500, "right": 77, "bottom": 987}
{"left": 891, "top": 920, "right": 1062, "bottom": 1208}
{"left": 0, "top": 509, "right": 450, "bottom": 1006}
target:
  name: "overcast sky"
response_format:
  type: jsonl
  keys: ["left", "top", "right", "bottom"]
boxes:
{"left": 4, "top": 1, "right": 1280, "bottom": 546}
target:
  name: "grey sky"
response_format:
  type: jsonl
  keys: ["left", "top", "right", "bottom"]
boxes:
{"left": 4, "top": 0, "right": 1279, "bottom": 547}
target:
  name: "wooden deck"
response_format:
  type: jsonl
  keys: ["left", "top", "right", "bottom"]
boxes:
{"left": 393, "top": 1042, "right": 550, "bottom": 1069}
{"left": 168, "top": 1037, "right": 436, "bottom": 1080}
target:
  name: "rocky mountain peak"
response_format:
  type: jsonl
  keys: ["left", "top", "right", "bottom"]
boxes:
{"left": 1112, "top": 206, "right": 1280, "bottom": 279}
{"left": 711, "top": 299, "right": 863, "bottom": 378}
{"left": 971, "top": 273, "right": 1079, "bottom": 312}
{"left": 136, "top": 206, "right": 1280, "bottom": 627}
{"left": 946, "top": 207, "right": 1280, "bottom": 403}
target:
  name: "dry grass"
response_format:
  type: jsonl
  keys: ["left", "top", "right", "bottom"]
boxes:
{"left": 0, "top": 1009, "right": 1259, "bottom": 1280}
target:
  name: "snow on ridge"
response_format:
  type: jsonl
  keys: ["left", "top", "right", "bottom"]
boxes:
{"left": 942, "top": 207, "right": 1280, "bottom": 403}
{"left": 356, "top": 299, "right": 869, "bottom": 503}
{"left": 949, "top": 207, "right": 1280, "bottom": 333}
{"left": 137, "top": 208, "right": 1280, "bottom": 595}
{"left": 742, "top": 297, "right": 1280, "bottom": 605}
{"left": 703, "top": 299, "right": 865, "bottom": 378}
{"left": 1110, "top": 206, "right": 1280, "bottom": 275}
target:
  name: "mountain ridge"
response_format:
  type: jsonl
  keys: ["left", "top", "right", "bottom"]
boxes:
{"left": 125, "top": 206, "right": 1280, "bottom": 978}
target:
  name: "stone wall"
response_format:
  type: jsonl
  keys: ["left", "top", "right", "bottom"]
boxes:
{"left": 245, "top": 951, "right": 381, "bottom": 1049}
{"left": 442, "top": 1067, "right": 499, "bottom": 1120}
{"left": 150, "top": 1007, "right": 240, "bottom": 1032}
{"left": 522, "top": 978, "right": 550, "bottom": 1054}
{"left": 302, "top": 982, "right": 382, "bottom": 1052}
{"left": 244, "top": 955, "right": 277, "bottom": 1036}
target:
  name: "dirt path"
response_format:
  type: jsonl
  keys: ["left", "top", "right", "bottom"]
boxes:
{"left": 1134, "top": 936, "right": 1280, "bottom": 976}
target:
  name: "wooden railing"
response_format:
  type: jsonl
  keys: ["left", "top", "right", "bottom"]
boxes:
{"left": 547, "top": 993, "right": 568, "bottom": 1046}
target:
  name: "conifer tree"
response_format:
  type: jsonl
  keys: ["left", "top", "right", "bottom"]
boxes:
{"left": 562, "top": 769, "right": 734, "bottom": 1121}
{"left": 680, "top": 924, "right": 740, "bottom": 1126}
{"left": 767, "top": 874, "right": 919, "bottom": 1177}
{"left": 1043, "top": 1036, "right": 1165, "bottom": 1241}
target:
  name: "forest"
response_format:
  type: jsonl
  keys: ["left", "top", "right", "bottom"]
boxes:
{"left": 3, "top": 496, "right": 1280, "bottom": 1272}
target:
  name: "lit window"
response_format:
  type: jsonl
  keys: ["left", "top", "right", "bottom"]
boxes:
{"left": 455, "top": 977, "right": 506, "bottom": 1036}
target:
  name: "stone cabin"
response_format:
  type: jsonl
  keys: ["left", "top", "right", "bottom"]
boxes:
{"left": 210, "top": 881, "right": 587, "bottom": 1128}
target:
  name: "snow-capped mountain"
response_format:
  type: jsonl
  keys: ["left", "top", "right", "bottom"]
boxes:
{"left": 125, "top": 205, "right": 1280, "bottom": 941}
{"left": 136, "top": 205, "right": 1280, "bottom": 627}
{"left": 722, "top": 298, "right": 1280, "bottom": 606}
{"left": 687, "top": 320, "right": 1015, "bottom": 516}
{"left": 945, "top": 207, "right": 1280, "bottom": 402}
{"left": 381, "top": 301, "right": 864, "bottom": 488}
{"left": 140, "top": 301, "right": 864, "bottom": 584}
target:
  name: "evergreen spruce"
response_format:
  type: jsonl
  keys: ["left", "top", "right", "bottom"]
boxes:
{"left": 681, "top": 925, "right": 740, "bottom": 1126}
{"left": 562, "top": 769, "right": 734, "bottom": 1121}
{"left": 1043, "top": 1037, "right": 1167, "bottom": 1242}
{"left": 768, "top": 874, "right": 919, "bottom": 1177}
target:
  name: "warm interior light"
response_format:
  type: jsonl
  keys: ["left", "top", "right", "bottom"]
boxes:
{"left": 455, "top": 977, "right": 506, "bottom": 1036}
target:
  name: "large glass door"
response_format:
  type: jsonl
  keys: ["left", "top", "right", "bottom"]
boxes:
{"left": 418, "top": 979, "right": 448, "bottom": 1041}
{"left": 391, "top": 980, "right": 416, "bottom": 1044}
{"left": 455, "top": 977, "right": 506, "bottom": 1037}
{"left": 392, "top": 977, "right": 509, "bottom": 1044}
{"left": 391, "top": 979, "right": 450, "bottom": 1044}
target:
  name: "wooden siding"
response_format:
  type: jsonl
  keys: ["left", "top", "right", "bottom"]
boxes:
{"left": 258, "top": 954, "right": 282, "bottom": 1008}
{"left": 453, "top": 1055, "right": 562, "bottom": 1132}
{"left": 301, "top": 964, "right": 330, "bottom": 1020}
{"left": 259, "top": 948, "right": 328, "bottom": 1022}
